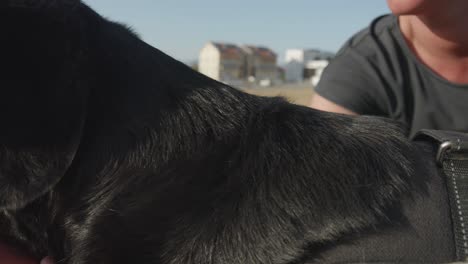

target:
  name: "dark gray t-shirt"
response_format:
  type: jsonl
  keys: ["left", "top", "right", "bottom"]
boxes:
{"left": 315, "top": 14, "right": 468, "bottom": 137}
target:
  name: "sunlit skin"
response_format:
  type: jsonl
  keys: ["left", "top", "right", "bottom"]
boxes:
{"left": 394, "top": 0, "right": 468, "bottom": 84}
{"left": 386, "top": 0, "right": 438, "bottom": 15}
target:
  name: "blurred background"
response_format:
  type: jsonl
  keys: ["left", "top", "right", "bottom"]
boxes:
{"left": 83, "top": 0, "right": 390, "bottom": 105}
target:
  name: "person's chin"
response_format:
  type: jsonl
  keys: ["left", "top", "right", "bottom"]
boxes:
{"left": 386, "top": 0, "right": 432, "bottom": 16}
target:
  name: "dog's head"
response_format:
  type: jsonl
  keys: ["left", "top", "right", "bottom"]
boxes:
{"left": 0, "top": 0, "right": 89, "bottom": 209}
{"left": 0, "top": 0, "right": 218, "bottom": 210}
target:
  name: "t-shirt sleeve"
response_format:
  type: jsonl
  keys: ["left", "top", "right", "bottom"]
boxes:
{"left": 315, "top": 46, "right": 390, "bottom": 116}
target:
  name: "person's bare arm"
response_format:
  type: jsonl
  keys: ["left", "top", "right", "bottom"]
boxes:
{"left": 309, "top": 94, "right": 357, "bottom": 115}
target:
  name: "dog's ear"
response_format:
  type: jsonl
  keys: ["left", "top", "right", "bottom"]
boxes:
{"left": 1, "top": 0, "right": 80, "bottom": 9}
{"left": 0, "top": 2, "right": 88, "bottom": 209}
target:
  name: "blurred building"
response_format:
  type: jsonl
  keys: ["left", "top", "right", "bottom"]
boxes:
{"left": 198, "top": 42, "right": 246, "bottom": 87}
{"left": 241, "top": 45, "right": 278, "bottom": 86}
{"left": 198, "top": 42, "right": 279, "bottom": 87}
{"left": 284, "top": 49, "right": 334, "bottom": 86}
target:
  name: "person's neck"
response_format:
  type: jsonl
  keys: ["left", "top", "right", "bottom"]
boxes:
{"left": 399, "top": 12, "right": 468, "bottom": 84}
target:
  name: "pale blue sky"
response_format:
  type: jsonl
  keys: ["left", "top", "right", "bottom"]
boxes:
{"left": 82, "top": 1, "right": 390, "bottom": 64}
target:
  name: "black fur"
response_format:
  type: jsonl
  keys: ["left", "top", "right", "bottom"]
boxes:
{"left": 0, "top": 1, "right": 453, "bottom": 263}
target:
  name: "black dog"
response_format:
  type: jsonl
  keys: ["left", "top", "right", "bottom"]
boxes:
{"left": 0, "top": 1, "right": 456, "bottom": 263}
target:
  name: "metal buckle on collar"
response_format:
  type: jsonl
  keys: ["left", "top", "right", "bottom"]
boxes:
{"left": 436, "top": 141, "right": 455, "bottom": 167}
{"left": 413, "top": 130, "right": 468, "bottom": 167}
{"left": 436, "top": 139, "right": 468, "bottom": 167}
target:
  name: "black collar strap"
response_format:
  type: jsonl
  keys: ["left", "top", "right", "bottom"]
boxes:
{"left": 414, "top": 129, "right": 468, "bottom": 262}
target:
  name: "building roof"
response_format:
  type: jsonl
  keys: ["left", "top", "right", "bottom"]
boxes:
{"left": 211, "top": 42, "right": 244, "bottom": 60}
{"left": 243, "top": 45, "right": 277, "bottom": 62}
{"left": 206, "top": 42, "right": 278, "bottom": 62}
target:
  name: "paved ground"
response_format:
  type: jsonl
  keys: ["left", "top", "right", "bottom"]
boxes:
{"left": 241, "top": 82, "right": 314, "bottom": 106}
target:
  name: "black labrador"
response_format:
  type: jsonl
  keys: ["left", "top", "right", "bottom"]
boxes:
{"left": 0, "top": 1, "right": 456, "bottom": 263}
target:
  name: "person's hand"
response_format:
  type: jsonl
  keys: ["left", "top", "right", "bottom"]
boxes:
{"left": 0, "top": 242, "right": 36, "bottom": 264}
{"left": 0, "top": 241, "right": 54, "bottom": 264}
{"left": 40, "top": 256, "right": 54, "bottom": 264}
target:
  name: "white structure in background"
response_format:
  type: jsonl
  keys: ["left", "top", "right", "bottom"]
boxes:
{"left": 198, "top": 42, "right": 279, "bottom": 87}
{"left": 283, "top": 60, "right": 304, "bottom": 84}
{"left": 306, "top": 60, "right": 330, "bottom": 87}
{"left": 284, "top": 49, "right": 334, "bottom": 86}
{"left": 198, "top": 42, "right": 245, "bottom": 87}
